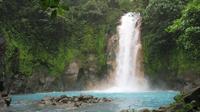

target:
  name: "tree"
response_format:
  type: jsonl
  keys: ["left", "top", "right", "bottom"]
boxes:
{"left": 142, "top": 0, "right": 188, "bottom": 74}
{"left": 167, "top": 0, "right": 200, "bottom": 60}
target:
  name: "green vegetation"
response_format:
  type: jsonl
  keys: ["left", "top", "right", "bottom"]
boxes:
{"left": 0, "top": 0, "right": 145, "bottom": 78}
{"left": 0, "top": 0, "right": 199, "bottom": 87}
{"left": 142, "top": 0, "right": 200, "bottom": 81}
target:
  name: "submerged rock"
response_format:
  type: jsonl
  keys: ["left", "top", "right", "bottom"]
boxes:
{"left": 38, "top": 95, "right": 112, "bottom": 108}
{"left": 120, "top": 110, "right": 129, "bottom": 112}
{"left": 138, "top": 108, "right": 151, "bottom": 112}
{"left": 120, "top": 108, "right": 151, "bottom": 112}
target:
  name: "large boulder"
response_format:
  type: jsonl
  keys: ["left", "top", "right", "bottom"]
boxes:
{"left": 62, "top": 61, "right": 80, "bottom": 90}
{"left": 184, "top": 86, "right": 200, "bottom": 105}
{"left": 152, "top": 86, "right": 200, "bottom": 112}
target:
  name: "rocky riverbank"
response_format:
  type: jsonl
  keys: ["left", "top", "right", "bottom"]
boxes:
{"left": 152, "top": 86, "right": 200, "bottom": 112}
{"left": 120, "top": 86, "right": 200, "bottom": 112}
{"left": 37, "top": 95, "right": 112, "bottom": 108}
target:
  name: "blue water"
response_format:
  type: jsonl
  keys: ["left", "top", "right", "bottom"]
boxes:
{"left": 9, "top": 91, "right": 178, "bottom": 112}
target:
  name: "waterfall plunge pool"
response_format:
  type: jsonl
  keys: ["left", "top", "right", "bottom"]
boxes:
{"left": 9, "top": 91, "right": 178, "bottom": 112}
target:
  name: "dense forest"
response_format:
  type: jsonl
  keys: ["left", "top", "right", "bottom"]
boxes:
{"left": 143, "top": 0, "right": 200, "bottom": 88}
{"left": 0, "top": 0, "right": 199, "bottom": 93}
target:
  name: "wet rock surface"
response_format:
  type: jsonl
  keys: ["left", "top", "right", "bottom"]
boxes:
{"left": 152, "top": 86, "right": 200, "bottom": 112}
{"left": 38, "top": 95, "right": 112, "bottom": 108}
{"left": 0, "top": 81, "right": 11, "bottom": 111}
{"left": 120, "top": 86, "right": 200, "bottom": 112}
{"left": 1, "top": 60, "right": 103, "bottom": 94}
{"left": 120, "top": 108, "right": 151, "bottom": 112}
{"left": 184, "top": 86, "right": 200, "bottom": 104}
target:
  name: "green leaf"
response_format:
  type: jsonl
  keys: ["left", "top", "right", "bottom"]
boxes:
{"left": 49, "top": 0, "right": 60, "bottom": 8}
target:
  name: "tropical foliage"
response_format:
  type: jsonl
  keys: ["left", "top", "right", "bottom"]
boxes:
{"left": 0, "top": 0, "right": 199, "bottom": 83}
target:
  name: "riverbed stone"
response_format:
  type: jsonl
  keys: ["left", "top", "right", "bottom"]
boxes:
{"left": 0, "top": 96, "right": 6, "bottom": 107}
{"left": 38, "top": 95, "right": 112, "bottom": 108}
{"left": 138, "top": 108, "right": 151, "bottom": 112}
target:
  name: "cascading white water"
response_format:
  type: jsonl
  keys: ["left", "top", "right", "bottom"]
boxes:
{"left": 109, "top": 12, "right": 148, "bottom": 92}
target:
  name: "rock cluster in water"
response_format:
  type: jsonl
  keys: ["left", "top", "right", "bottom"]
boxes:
{"left": 38, "top": 95, "right": 112, "bottom": 108}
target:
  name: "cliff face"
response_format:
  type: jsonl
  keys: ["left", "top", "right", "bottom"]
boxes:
{"left": 106, "top": 34, "right": 118, "bottom": 86}
{"left": 0, "top": 32, "right": 120, "bottom": 94}
{"left": 2, "top": 57, "right": 105, "bottom": 94}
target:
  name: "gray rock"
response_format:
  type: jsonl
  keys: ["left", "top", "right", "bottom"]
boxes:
{"left": 74, "top": 97, "right": 79, "bottom": 102}
{"left": 120, "top": 109, "right": 129, "bottom": 112}
{"left": 138, "top": 108, "right": 151, "bottom": 112}
{"left": 152, "top": 109, "right": 165, "bottom": 112}
{"left": 0, "top": 95, "right": 7, "bottom": 111}
{"left": 184, "top": 86, "right": 200, "bottom": 104}
{"left": 38, "top": 95, "right": 112, "bottom": 108}
{"left": 43, "top": 96, "right": 53, "bottom": 101}
{"left": 0, "top": 96, "right": 6, "bottom": 107}
{"left": 59, "top": 98, "right": 69, "bottom": 103}
{"left": 74, "top": 102, "right": 82, "bottom": 107}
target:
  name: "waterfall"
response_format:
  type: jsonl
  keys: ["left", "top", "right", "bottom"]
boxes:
{"left": 109, "top": 12, "right": 148, "bottom": 92}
